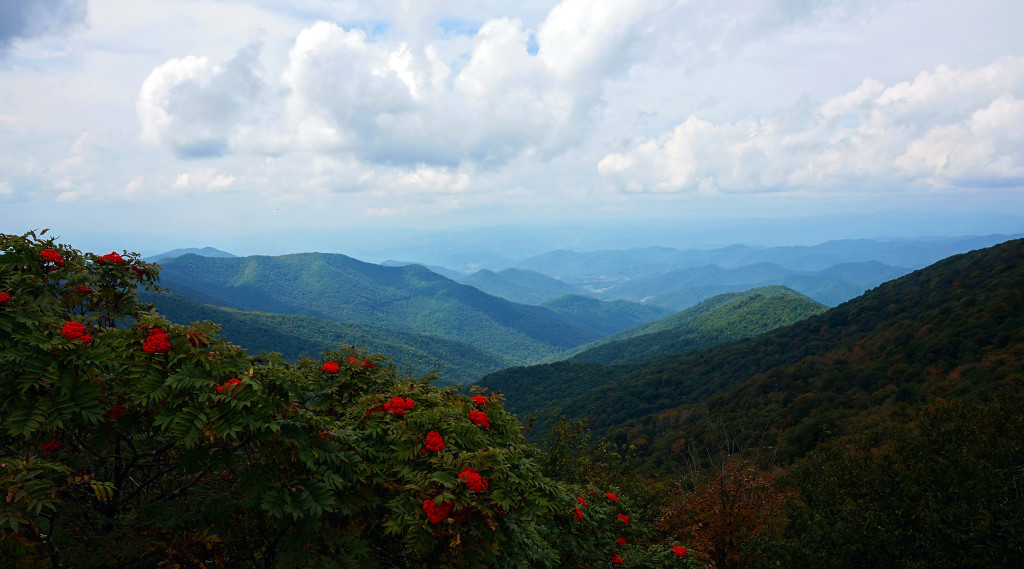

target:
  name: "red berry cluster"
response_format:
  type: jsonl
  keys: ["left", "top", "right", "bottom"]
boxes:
{"left": 458, "top": 467, "right": 488, "bottom": 492}
{"left": 40, "top": 248, "right": 64, "bottom": 267}
{"left": 468, "top": 410, "right": 490, "bottom": 428}
{"left": 320, "top": 361, "right": 340, "bottom": 373}
{"left": 61, "top": 321, "right": 92, "bottom": 345}
{"left": 41, "top": 440, "right": 62, "bottom": 453}
{"left": 216, "top": 378, "right": 242, "bottom": 395}
{"left": 142, "top": 328, "right": 171, "bottom": 354}
{"left": 346, "top": 357, "right": 375, "bottom": 370}
{"left": 0, "top": 292, "right": 10, "bottom": 306}
{"left": 422, "top": 430, "right": 445, "bottom": 453}
{"left": 96, "top": 252, "right": 125, "bottom": 265}
{"left": 384, "top": 397, "right": 414, "bottom": 416}
{"left": 422, "top": 498, "right": 452, "bottom": 524}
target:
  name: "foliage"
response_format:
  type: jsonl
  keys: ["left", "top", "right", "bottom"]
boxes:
{"left": 142, "top": 289, "right": 513, "bottom": 386}
{"left": 155, "top": 253, "right": 603, "bottom": 363}
{"left": 765, "top": 388, "right": 1024, "bottom": 568}
{"left": 557, "top": 287, "right": 826, "bottom": 365}
{"left": 0, "top": 231, "right": 702, "bottom": 569}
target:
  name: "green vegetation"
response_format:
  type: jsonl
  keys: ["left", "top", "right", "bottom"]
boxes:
{"left": 458, "top": 268, "right": 584, "bottom": 305}
{"left": 541, "top": 294, "right": 673, "bottom": 337}
{"left": 553, "top": 287, "right": 826, "bottom": 364}
{"left": 156, "top": 252, "right": 602, "bottom": 363}
{"left": 5, "top": 231, "right": 1023, "bottom": 568}
{"left": 142, "top": 289, "right": 514, "bottom": 386}
{"left": 0, "top": 231, "right": 701, "bottom": 569}
{"left": 480, "top": 287, "right": 826, "bottom": 420}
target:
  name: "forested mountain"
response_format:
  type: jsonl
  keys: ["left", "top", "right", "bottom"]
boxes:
{"left": 480, "top": 287, "right": 825, "bottom": 417}
{"left": 484, "top": 237, "right": 1024, "bottom": 472}
{"left": 506, "top": 234, "right": 1017, "bottom": 288}
{"left": 555, "top": 286, "right": 826, "bottom": 365}
{"left": 140, "top": 289, "right": 512, "bottom": 386}
{"left": 145, "top": 246, "right": 236, "bottom": 262}
{"left": 457, "top": 268, "right": 586, "bottom": 305}
{"left": 379, "top": 260, "right": 466, "bottom": 281}
{"left": 156, "top": 252, "right": 595, "bottom": 362}
{"left": 154, "top": 252, "right": 670, "bottom": 364}
{"left": 540, "top": 294, "right": 673, "bottom": 336}
{"left": 602, "top": 261, "right": 909, "bottom": 308}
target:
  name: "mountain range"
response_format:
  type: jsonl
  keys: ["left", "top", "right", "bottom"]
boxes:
{"left": 479, "top": 236, "right": 1024, "bottom": 471}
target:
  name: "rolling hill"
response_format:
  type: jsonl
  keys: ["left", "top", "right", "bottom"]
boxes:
{"left": 483, "top": 236, "right": 1024, "bottom": 471}
{"left": 555, "top": 286, "right": 827, "bottom": 365}
{"left": 154, "top": 252, "right": 663, "bottom": 364}
{"left": 141, "top": 289, "right": 511, "bottom": 386}
{"left": 480, "top": 286, "right": 826, "bottom": 417}
{"left": 457, "top": 268, "right": 586, "bottom": 305}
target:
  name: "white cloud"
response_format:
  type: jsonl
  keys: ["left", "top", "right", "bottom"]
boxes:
{"left": 138, "top": 0, "right": 668, "bottom": 171}
{"left": 173, "top": 169, "right": 237, "bottom": 191}
{"left": 137, "top": 42, "right": 269, "bottom": 159}
{"left": 599, "top": 57, "right": 1024, "bottom": 193}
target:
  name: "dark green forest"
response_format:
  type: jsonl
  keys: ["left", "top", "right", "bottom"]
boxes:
{"left": 4, "top": 232, "right": 1022, "bottom": 569}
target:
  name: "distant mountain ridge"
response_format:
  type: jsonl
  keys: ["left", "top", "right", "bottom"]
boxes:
{"left": 480, "top": 286, "right": 828, "bottom": 417}
{"left": 141, "top": 289, "right": 511, "bottom": 386}
{"left": 553, "top": 286, "right": 826, "bottom": 364}
{"left": 457, "top": 268, "right": 588, "bottom": 305}
{"left": 504, "top": 234, "right": 1020, "bottom": 288}
{"left": 146, "top": 247, "right": 236, "bottom": 262}
{"left": 484, "top": 236, "right": 1024, "bottom": 470}
{"left": 154, "top": 252, "right": 667, "bottom": 364}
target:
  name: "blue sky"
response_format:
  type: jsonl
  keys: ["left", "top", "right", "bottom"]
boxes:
{"left": 1, "top": 0, "right": 1024, "bottom": 256}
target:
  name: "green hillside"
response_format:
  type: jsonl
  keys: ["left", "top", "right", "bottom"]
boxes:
{"left": 607, "top": 261, "right": 908, "bottom": 308}
{"left": 540, "top": 294, "right": 673, "bottom": 336}
{"left": 155, "top": 253, "right": 602, "bottom": 363}
{"left": 458, "top": 268, "right": 584, "bottom": 305}
{"left": 508, "top": 237, "right": 1024, "bottom": 469}
{"left": 556, "top": 286, "right": 826, "bottom": 364}
{"left": 141, "top": 290, "right": 512, "bottom": 386}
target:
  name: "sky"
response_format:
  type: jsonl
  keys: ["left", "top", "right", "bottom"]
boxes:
{"left": 1, "top": 0, "right": 1024, "bottom": 257}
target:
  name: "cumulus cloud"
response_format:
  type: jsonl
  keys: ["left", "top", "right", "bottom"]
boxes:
{"left": 137, "top": 42, "right": 269, "bottom": 159}
{"left": 173, "top": 169, "right": 237, "bottom": 190}
{"left": 598, "top": 57, "right": 1024, "bottom": 193}
{"left": 0, "top": 0, "right": 88, "bottom": 57}
{"left": 138, "top": 0, "right": 667, "bottom": 169}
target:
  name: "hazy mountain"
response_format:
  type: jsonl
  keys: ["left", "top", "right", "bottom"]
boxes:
{"left": 154, "top": 252, "right": 602, "bottom": 363}
{"left": 483, "top": 237, "right": 1024, "bottom": 469}
{"left": 457, "top": 268, "right": 586, "bottom": 305}
{"left": 379, "top": 260, "right": 466, "bottom": 281}
{"left": 540, "top": 294, "right": 673, "bottom": 337}
{"left": 145, "top": 247, "right": 236, "bottom": 262}
{"left": 141, "top": 290, "right": 511, "bottom": 386}
{"left": 552, "top": 286, "right": 826, "bottom": 364}
{"left": 505, "top": 234, "right": 1018, "bottom": 290}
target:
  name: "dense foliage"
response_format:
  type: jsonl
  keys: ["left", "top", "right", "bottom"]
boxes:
{"left": 143, "top": 289, "right": 513, "bottom": 386}
{"left": 0, "top": 232, "right": 699, "bottom": 569}
{"left": 156, "top": 253, "right": 603, "bottom": 363}
{"left": 558, "top": 287, "right": 826, "bottom": 365}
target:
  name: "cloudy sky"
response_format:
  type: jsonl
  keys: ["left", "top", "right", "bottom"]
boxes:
{"left": 2, "top": 0, "right": 1023, "bottom": 255}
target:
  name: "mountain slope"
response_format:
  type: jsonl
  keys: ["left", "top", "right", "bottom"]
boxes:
{"left": 458, "top": 268, "right": 585, "bottom": 305}
{"left": 145, "top": 246, "right": 236, "bottom": 262}
{"left": 540, "top": 294, "right": 673, "bottom": 337}
{"left": 557, "top": 286, "right": 827, "bottom": 365}
{"left": 606, "top": 261, "right": 909, "bottom": 308}
{"left": 155, "top": 252, "right": 601, "bottom": 363}
{"left": 142, "top": 290, "right": 512, "bottom": 386}
{"left": 508, "top": 237, "right": 1024, "bottom": 467}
